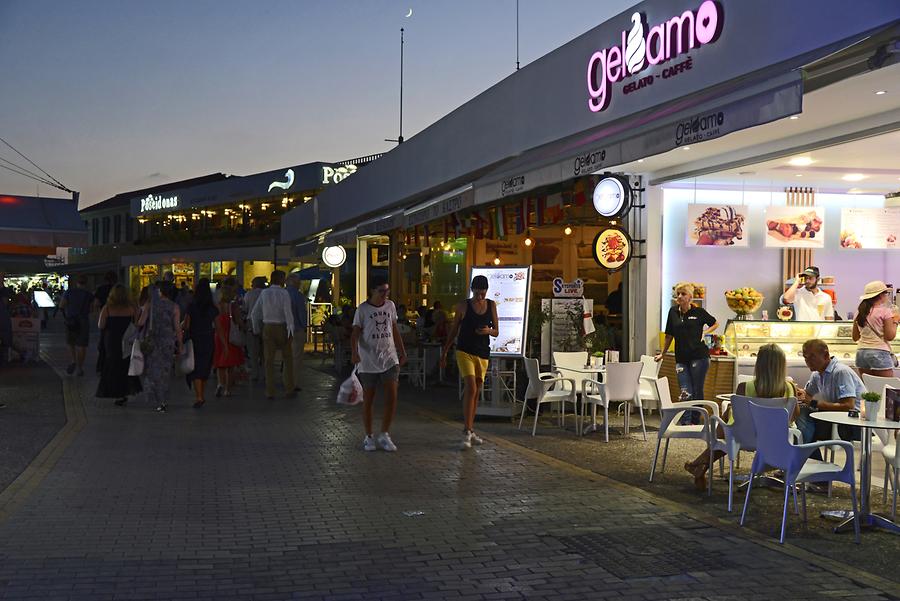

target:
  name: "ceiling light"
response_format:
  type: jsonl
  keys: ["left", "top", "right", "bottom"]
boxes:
{"left": 682, "top": 146, "right": 691, "bottom": 151}
{"left": 788, "top": 156, "right": 813, "bottom": 166}
{"left": 848, "top": 188, "right": 864, "bottom": 194}
{"left": 564, "top": 224, "right": 573, "bottom": 236}
{"left": 637, "top": 158, "right": 644, "bottom": 163}
{"left": 842, "top": 173, "right": 866, "bottom": 182}
{"left": 493, "top": 252, "right": 501, "bottom": 265}
{"left": 789, "top": 115, "right": 799, "bottom": 120}
{"left": 523, "top": 230, "right": 533, "bottom": 247}
{"left": 875, "top": 90, "right": 887, "bottom": 95}
{"left": 795, "top": 174, "right": 803, "bottom": 177}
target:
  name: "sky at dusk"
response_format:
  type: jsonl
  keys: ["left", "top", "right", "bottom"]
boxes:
{"left": 1, "top": 0, "right": 635, "bottom": 209}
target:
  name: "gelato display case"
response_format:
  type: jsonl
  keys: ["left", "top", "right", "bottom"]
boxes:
{"left": 722, "top": 319, "right": 900, "bottom": 382}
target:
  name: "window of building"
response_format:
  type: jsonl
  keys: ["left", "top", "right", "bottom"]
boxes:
{"left": 125, "top": 216, "right": 134, "bottom": 242}
{"left": 102, "top": 216, "right": 110, "bottom": 244}
{"left": 114, "top": 214, "right": 122, "bottom": 243}
{"left": 92, "top": 219, "right": 99, "bottom": 245}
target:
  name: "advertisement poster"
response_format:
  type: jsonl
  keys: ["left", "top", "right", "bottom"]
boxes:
{"left": 469, "top": 265, "right": 532, "bottom": 357}
{"left": 685, "top": 204, "right": 748, "bottom": 246}
{"left": 592, "top": 227, "right": 632, "bottom": 272}
{"left": 539, "top": 298, "right": 594, "bottom": 365}
{"left": 840, "top": 207, "right": 900, "bottom": 249}
{"left": 764, "top": 206, "right": 824, "bottom": 248}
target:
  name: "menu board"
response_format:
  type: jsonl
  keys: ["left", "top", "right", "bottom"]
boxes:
{"left": 469, "top": 265, "right": 532, "bottom": 357}
{"left": 840, "top": 207, "right": 900, "bottom": 249}
{"left": 685, "top": 204, "right": 748, "bottom": 247}
{"left": 764, "top": 206, "right": 825, "bottom": 248}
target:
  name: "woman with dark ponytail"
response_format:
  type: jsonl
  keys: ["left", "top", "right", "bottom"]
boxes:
{"left": 853, "top": 280, "right": 898, "bottom": 377}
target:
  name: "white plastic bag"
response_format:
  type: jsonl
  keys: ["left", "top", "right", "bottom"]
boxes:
{"left": 337, "top": 367, "right": 364, "bottom": 406}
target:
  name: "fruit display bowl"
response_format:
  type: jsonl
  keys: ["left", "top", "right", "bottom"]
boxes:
{"left": 724, "top": 288, "right": 764, "bottom": 317}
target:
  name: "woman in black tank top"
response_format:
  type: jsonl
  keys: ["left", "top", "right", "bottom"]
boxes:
{"left": 441, "top": 275, "right": 499, "bottom": 450}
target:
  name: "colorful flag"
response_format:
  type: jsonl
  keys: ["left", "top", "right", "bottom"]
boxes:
{"left": 545, "top": 193, "right": 563, "bottom": 223}
{"left": 495, "top": 206, "right": 506, "bottom": 240}
{"left": 573, "top": 179, "right": 587, "bottom": 206}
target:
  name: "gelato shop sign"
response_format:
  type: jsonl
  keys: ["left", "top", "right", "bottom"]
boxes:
{"left": 140, "top": 193, "right": 179, "bottom": 213}
{"left": 586, "top": 0, "right": 723, "bottom": 113}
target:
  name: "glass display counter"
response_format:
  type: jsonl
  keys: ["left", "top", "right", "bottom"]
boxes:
{"left": 722, "top": 319, "right": 900, "bottom": 382}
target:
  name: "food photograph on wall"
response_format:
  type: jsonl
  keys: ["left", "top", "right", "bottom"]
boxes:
{"left": 763, "top": 205, "right": 825, "bottom": 248}
{"left": 685, "top": 203, "right": 748, "bottom": 246}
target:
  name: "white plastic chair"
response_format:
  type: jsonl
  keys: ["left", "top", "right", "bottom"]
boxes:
{"left": 581, "top": 361, "right": 644, "bottom": 442}
{"left": 709, "top": 395, "right": 802, "bottom": 511}
{"left": 400, "top": 347, "right": 425, "bottom": 389}
{"left": 637, "top": 354, "right": 661, "bottom": 414}
{"left": 740, "top": 401, "right": 860, "bottom": 544}
{"left": 518, "top": 358, "right": 577, "bottom": 436}
{"left": 649, "top": 376, "right": 719, "bottom": 483}
{"left": 552, "top": 351, "right": 591, "bottom": 394}
{"left": 869, "top": 381, "right": 900, "bottom": 518}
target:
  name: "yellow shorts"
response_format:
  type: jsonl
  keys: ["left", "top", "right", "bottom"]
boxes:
{"left": 456, "top": 350, "right": 489, "bottom": 381}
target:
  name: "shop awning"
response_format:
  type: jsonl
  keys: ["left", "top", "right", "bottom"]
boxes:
{"left": 296, "top": 266, "right": 332, "bottom": 280}
{"left": 473, "top": 71, "right": 804, "bottom": 205}
{"left": 404, "top": 184, "right": 474, "bottom": 228}
{"left": 0, "top": 254, "right": 53, "bottom": 275}
{"left": 324, "top": 227, "right": 357, "bottom": 247}
{"left": 356, "top": 209, "right": 405, "bottom": 237}
{"left": 0, "top": 194, "right": 87, "bottom": 252}
{"left": 294, "top": 239, "right": 320, "bottom": 259}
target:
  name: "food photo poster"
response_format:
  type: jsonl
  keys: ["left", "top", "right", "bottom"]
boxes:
{"left": 840, "top": 207, "right": 900, "bottom": 249}
{"left": 685, "top": 204, "right": 748, "bottom": 247}
{"left": 764, "top": 206, "right": 825, "bottom": 248}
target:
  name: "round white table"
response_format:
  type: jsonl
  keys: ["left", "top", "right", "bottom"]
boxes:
{"left": 561, "top": 366, "right": 608, "bottom": 435}
{"left": 811, "top": 411, "right": 900, "bottom": 535}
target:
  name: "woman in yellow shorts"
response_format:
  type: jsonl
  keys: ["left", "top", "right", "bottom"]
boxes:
{"left": 441, "top": 275, "right": 499, "bottom": 450}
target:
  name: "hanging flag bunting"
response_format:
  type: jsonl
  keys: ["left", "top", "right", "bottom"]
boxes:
{"left": 424, "top": 224, "right": 431, "bottom": 246}
{"left": 443, "top": 218, "right": 450, "bottom": 244}
{"left": 495, "top": 206, "right": 506, "bottom": 240}
{"left": 414, "top": 226, "right": 420, "bottom": 246}
{"left": 525, "top": 197, "right": 532, "bottom": 231}
{"left": 514, "top": 202, "right": 524, "bottom": 235}
{"left": 536, "top": 196, "right": 546, "bottom": 226}
{"left": 545, "top": 193, "right": 564, "bottom": 224}
{"left": 573, "top": 179, "right": 587, "bottom": 206}
{"left": 405, "top": 230, "right": 411, "bottom": 246}
{"left": 451, "top": 213, "right": 462, "bottom": 239}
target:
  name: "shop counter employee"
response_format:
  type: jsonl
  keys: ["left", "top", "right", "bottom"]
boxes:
{"left": 782, "top": 265, "right": 834, "bottom": 321}
{"left": 655, "top": 283, "right": 718, "bottom": 414}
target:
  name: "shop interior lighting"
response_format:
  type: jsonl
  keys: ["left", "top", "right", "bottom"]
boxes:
{"left": 795, "top": 174, "right": 803, "bottom": 177}
{"left": 523, "top": 230, "right": 533, "bottom": 247}
{"left": 564, "top": 224, "right": 573, "bottom": 236}
{"left": 261, "top": 203, "right": 269, "bottom": 210}
{"left": 842, "top": 173, "right": 867, "bottom": 181}
{"left": 788, "top": 156, "right": 814, "bottom": 166}
{"left": 493, "top": 252, "right": 501, "bottom": 265}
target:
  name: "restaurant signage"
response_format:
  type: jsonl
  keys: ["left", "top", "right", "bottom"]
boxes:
{"left": 405, "top": 188, "right": 475, "bottom": 227}
{"left": 469, "top": 265, "right": 532, "bottom": 358}
{"left": 552, "top": 277, "right": 584, "bottom": 298}
{"left": 592, "top": 176, "right": 630, "bottom": 218}
{"left": 586, "top": 0, "right": 724, "bottom": 113}
{"left": 322, "top": 245, "right": 347, "bottom": 268}
{"left": 500, "top": 175, "right": 526, "bottom": 197}
{"left": 321, "top": 164, "right": 358, "bottom": 185}
{"left": 139, "top": 193, "right": 180, "bottom": 214}
{"left": 268, "top": 169, "right": 295, "bottom": 192}
{"left": 592, "top": 226, "right": 632, "bottom": 272}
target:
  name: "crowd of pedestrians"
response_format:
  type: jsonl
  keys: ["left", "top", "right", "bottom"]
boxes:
{"left": 80, "top": 270, "right": 309, "bottom": 411}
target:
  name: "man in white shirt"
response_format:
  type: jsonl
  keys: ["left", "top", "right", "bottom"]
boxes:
{"left": 242, "top": 276, "right": 267, "bottom": 381}
{"left": 781, "top": 266, "right": 834, "bottom": 321}
{"left": 250, "top": 270, "right": 296, "bottom": 399}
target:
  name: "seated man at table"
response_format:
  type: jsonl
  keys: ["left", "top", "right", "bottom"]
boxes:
{"left": 795, "top": 338, "right": 864, "bottom": 454}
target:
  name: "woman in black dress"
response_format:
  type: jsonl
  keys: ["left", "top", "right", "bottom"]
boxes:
{"left": 96, "top": 284, "right": 141, "bottom": 406}
{"left": 184, "top": 278, "right": 218, "bottom": 408}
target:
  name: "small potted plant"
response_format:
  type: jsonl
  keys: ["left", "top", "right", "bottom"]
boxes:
{"left": 861, "top": 391, "right": 881, "bottom": 422}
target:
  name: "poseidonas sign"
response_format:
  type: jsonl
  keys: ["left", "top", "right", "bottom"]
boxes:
{"left": 586, "top": 0, "right": 724, "bottom": 113}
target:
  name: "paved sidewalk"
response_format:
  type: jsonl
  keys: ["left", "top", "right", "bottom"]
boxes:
{"left": 0, "top": 332, "right": 896, "bottom": 599}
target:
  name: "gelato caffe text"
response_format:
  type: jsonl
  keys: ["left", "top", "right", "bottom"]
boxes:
{"left": 586, "top": 0, "right": 723, "bottom": 113}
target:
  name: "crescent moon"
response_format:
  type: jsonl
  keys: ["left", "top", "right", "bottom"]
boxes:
{"left": 405, "top": 8, "right": 413, "bottom": 17}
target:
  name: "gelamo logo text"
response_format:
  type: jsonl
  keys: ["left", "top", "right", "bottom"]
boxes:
{"left": 586, "top": 0, "right": 723, "bottom": 113}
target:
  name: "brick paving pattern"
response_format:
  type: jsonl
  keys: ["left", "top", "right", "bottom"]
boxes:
{"left": 0, "top": 329, "right": 896, "bottom": 600}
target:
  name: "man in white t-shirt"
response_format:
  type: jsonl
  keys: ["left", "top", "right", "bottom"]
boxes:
{"left": 351, "top": 276, "right": 407, "bottom": 452}
{"left": 781, "top": 266, "right": 834, "bottom": 321}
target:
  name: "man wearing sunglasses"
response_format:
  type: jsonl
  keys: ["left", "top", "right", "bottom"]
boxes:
{"left": 351, "top": 276, "right": 408, "bottom": 452}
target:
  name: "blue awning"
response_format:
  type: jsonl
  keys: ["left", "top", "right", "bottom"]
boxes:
{"left": 0, "top": 194, "right": 87, "bottom": 249}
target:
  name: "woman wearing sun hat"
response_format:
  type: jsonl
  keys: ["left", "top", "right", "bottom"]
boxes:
{"left": 852, "top": 280, "right": 899, "bottom": 377}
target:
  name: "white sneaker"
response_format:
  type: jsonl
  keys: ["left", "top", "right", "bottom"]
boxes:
{"left": 363, "top": 435, "right": 377, "bottom": 452}
{"left": 461, "top": 432, "right": 472, "bottom": 451}
{"left": 469, "top": 431, "right": 484, "bottom": 445}
{"left": 377, "top": 432, "right": 397, "bottom": 452}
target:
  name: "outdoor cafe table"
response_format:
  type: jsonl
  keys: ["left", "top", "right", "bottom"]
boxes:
{"left": 811, "top": 411, "right": 900, "bottom": 535}
{"left": 558, "top": 365, "right": 611, "bottom": 435}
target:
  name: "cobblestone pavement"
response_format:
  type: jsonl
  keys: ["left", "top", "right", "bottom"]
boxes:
{"left": 0, "top": 331, "right": 897, "bottom": 600}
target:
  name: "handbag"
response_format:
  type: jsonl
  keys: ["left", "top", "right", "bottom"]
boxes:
{"left": 228, "top": 307, "right": 245, "bottom": 347}
{"left": 121, "top": 323, "right": 139, "bottom": 357}
{"left": 177, "top": 340, "right": 195, "bottom": 374}
{"left": 127, "top": 340, "right": 144, "bottom": 376}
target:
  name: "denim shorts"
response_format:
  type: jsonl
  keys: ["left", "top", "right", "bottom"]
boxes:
{"left": 357, "top": 365, "right": 400, "bottom": 389}
{"left": 855, "top": 348, "right": 897, "bottom": 370}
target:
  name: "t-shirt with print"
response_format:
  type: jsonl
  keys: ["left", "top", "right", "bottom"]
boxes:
{"left": 353, "top": 299, "right": 399, "bottom": 373}
{"left": 790, "top": 287, "right": 834, "bottom": 321}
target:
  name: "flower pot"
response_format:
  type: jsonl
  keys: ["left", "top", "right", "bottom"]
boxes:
{"left": 865, "top": 400, "right": 881, "bottom": 422}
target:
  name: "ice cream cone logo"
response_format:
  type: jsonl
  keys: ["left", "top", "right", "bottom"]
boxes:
{"left": 625, "top": 13, "right": 646, "bottom": 74}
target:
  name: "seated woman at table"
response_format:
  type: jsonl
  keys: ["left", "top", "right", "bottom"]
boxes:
{"left": 683, "top": 343, "right": 798, "bottom": 490}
